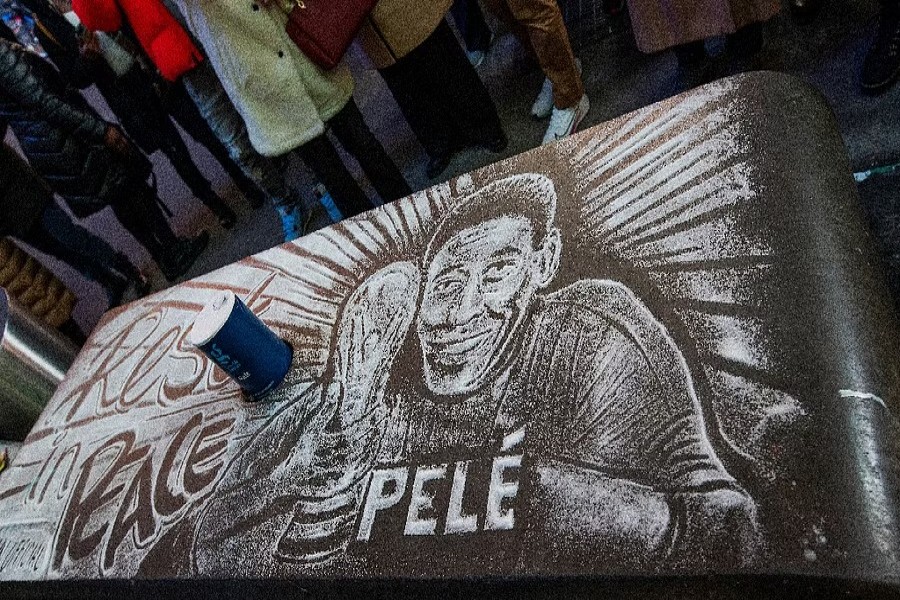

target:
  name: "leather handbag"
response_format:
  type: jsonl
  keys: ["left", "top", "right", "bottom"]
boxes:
{"left": 281, "top": 0, "right": 378, "bottom": 70}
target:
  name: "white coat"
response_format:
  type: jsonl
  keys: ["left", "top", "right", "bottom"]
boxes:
{"left": 175, "top": 0, "right": 354, "bottom": 157}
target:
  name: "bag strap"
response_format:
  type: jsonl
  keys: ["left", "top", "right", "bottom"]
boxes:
{"left": 273, "top": 0, "right": 305, "bottom": 14}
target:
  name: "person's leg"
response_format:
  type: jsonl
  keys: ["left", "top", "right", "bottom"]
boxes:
{"left": 671, "top": 40, "right": 714, "bottom": 92}
{"left": 379, "top": 56, "right": 458, "bottom": 165}
{"left": 295, "top": 134, "right": 374, "bottom": 219}
{"left": 327, "top": 99, "right": 412, "bottom": 203}
{"left": 33, "top": 202, "right": 141, "bottom": 279}
{"left": 482, "top": 0, "right": 536, "bottom": 55}
{"left": 182, "top": 65, "right": 332, "bottom": 239}
{"left": 20, "top": 203, "right": 131, "bottom": 304}
{"left": 268, "top": 155, "right": 332, "bottom": 240}
{"left": 166, "top": 81, "right": 266, "bottom": 209}
{"left": 451, "top": 0, "right": 493, "bottom": 53}
{"left": 503, "top": 0, "right": 584, "bottom": 109}
{"left": 152, "top": 113, "right": 237, "bottom": 228}
{"left": 727, "top": 22, "right": 764, "bottom": 60}
{"left": 114, "top": 66, "right": 235, "bottom": 228}
{"left": 420, "top": 21, "right": 506, "bottom": 150}
{"left": 110, "top": 180, "right": 209, "bottom": 281}
{"left": 182, "top": 65, "right": 298, "bottom": 211}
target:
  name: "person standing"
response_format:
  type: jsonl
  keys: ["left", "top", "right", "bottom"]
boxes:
{"left": 450, "top": 0, "right": 494, "bottom": 66}
{"left": 482, "top": 0, "right": 590, "bottom": 145}
{"left": 1, "top": 141, "right": 148, "bottom": 307}
{"left": 72, "top": 25, "right": 239, "bottom": 229}
{"left": 625, "top": 0, "right": 779, "bottom": 91}
{"left": 0, "top": 38, "right": 208, "bottom": 282}
{"left": 169, "top": 0, "right": 333, "bottom": 240}
{"left": 17, "top": 0, "right": 236, "bottom": 229}
{"left": 164, "top": 0, "right": 411, "bottom": 222}
{"left": 358, "top": 0, "right": 507, "bottom": 179}
{"left": 22, "top": 0, "right": 268, "bottom": 217}
{"left": 861, "top": 0, "right": 900, "bottom": 93}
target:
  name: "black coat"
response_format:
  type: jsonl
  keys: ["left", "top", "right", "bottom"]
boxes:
{"left": 17, "top": 0, "right": 101, "bottom": 90}
{"left": 0, "top": 39, "right": 131, "bottom": 218}
{"left": 0, "top": 142, "right": 52, "bottom": 238}
{"left": 16, "top": 2, "right": 161, "bottom": 152}
{"left": 18, "top": 2, "right": 177, "bottom": 156}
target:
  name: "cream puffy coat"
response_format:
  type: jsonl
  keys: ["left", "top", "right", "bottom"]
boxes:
{"left": 174, "top": 0, "right": 354, "bottom": 157}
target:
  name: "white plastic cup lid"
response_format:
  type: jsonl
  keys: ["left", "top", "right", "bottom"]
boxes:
{"left": 187, "top": 290, "right": 236, "bottom": 347}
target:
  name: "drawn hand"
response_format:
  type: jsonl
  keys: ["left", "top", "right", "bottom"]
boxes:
{"left": 332, "top": 261, "right": 420, "bottom": 438}
{"left": 264, "top": 263, "right": 420, "bottom": 563}
{"left": 270, "top": 262, "right": 420, "bottom": 492}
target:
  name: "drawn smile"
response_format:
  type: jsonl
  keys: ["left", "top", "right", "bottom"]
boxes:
{"left": 423, "top": 327, "right": 496, "bottom": 360}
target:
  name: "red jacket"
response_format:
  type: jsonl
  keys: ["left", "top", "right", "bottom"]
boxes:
{"left": 72, "top": 0, "right": 203, "bottom": 81}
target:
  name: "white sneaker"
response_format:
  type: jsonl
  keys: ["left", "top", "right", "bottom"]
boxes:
{"left": 531, "top": 77, "right": 554, "bottom": 119}
{"left": 531, "top": 58, "right": 582, "bottom": 119}
{"left": 541, "top": 93, "right": 590, "bottom": 145}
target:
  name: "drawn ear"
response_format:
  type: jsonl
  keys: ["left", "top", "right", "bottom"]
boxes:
{"left": 535, "top": 228, "right": 562, "bottom": 289}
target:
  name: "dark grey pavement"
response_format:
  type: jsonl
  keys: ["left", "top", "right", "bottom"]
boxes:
{"left": 10, "top": 0, "right": 898, "bottom": 333}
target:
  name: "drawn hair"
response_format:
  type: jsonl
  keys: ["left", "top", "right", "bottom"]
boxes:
{"left": 424, "top": 174, "right": 559, "bottom": 264}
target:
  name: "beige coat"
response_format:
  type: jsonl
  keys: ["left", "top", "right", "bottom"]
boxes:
{"left": 627, "top": 0, "right": 780, "bottom": 54}
{"left": 175, "top": 0, "right": 354, "bottom": 157}
{"left": 357, "top": 0, "right": 453, "bottom": 69}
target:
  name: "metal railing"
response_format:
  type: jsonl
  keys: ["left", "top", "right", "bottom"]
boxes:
{"left": 0, "top": 288, "right": 77, "bottom": 441}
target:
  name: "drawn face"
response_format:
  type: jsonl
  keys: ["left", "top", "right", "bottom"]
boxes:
{"left": 418, "top": 216, "right": 559, "bottom": 396}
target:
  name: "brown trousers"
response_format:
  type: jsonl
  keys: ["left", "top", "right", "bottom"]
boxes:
{"left": 482, "top": 0, "right": 584, "bottom": 108}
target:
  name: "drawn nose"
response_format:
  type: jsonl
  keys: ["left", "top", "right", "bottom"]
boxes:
{"left": 449, "top": 274, "right": 482, "bottom": 325}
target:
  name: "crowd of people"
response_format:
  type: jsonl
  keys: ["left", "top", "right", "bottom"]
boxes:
{"left": 1, "top": 0, "right": 898, "bottom": 342}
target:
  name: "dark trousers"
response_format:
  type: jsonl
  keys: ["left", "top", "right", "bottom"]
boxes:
{"left": 379, "top": 20, "right": 504, "bottom": 161}
{"left": 103, "top": 66, "right": 214, "bottom": 201}
{"left": 105, "top": 177, "right": 184, "bottom": 266}
{"left": 165, "top": 81, "right": 265, "bottom": 206}
{"left": 294, "top": 99, "right": 411, "bottom": 218}
{"left": 451, "top": 0, "right": 493, "bottom": 52}
{"left": 21, "top": 202, "right": 133, "bottom": 289}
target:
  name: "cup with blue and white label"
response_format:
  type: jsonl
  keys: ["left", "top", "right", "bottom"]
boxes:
{"left": 188, "top": 290, "right": 293, "bottom": 401}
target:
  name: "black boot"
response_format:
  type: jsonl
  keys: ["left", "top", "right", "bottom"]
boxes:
{"left": 109, "top": 252, "right": 151, "bottom": 296}
{"left": 480, "top": 130, "right": 509, "bottom": 154}
{"left": 862, "top": 5, "right": 900, "bottom": 94}
{"left": 95, "top": 268, "right": 131, "bottom": 307}
{"left": 58, "top": 318, "right": 87, "bottom": 347}
{"left": 426, "top": 153, "right": 453, "bottom": 179}
{"left": 120, "top": 195, "right": 210, "bottom": 282}
{"left": 160, "top": 233, "right": 210, "bottom": 281}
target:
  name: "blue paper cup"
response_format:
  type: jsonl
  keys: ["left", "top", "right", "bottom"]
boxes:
{"left": 188, "top": 291, "right": 293, "bottom": 401}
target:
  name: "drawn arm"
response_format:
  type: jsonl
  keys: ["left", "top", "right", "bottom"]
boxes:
{"left": 525, "top": 458, "right": 759, "bottom": 571}
{"left": 191, "top": 262, "right": 420, "bottom": 573}
{"left": 524, "top": 282, "right": 761, "bottom": 570}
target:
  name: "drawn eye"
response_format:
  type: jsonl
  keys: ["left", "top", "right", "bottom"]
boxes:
{"left": 483, "top": 259, "right": 518, "bottom": 285}
{"left": 432, "top": 276, "right": 463, "bottom": 295}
